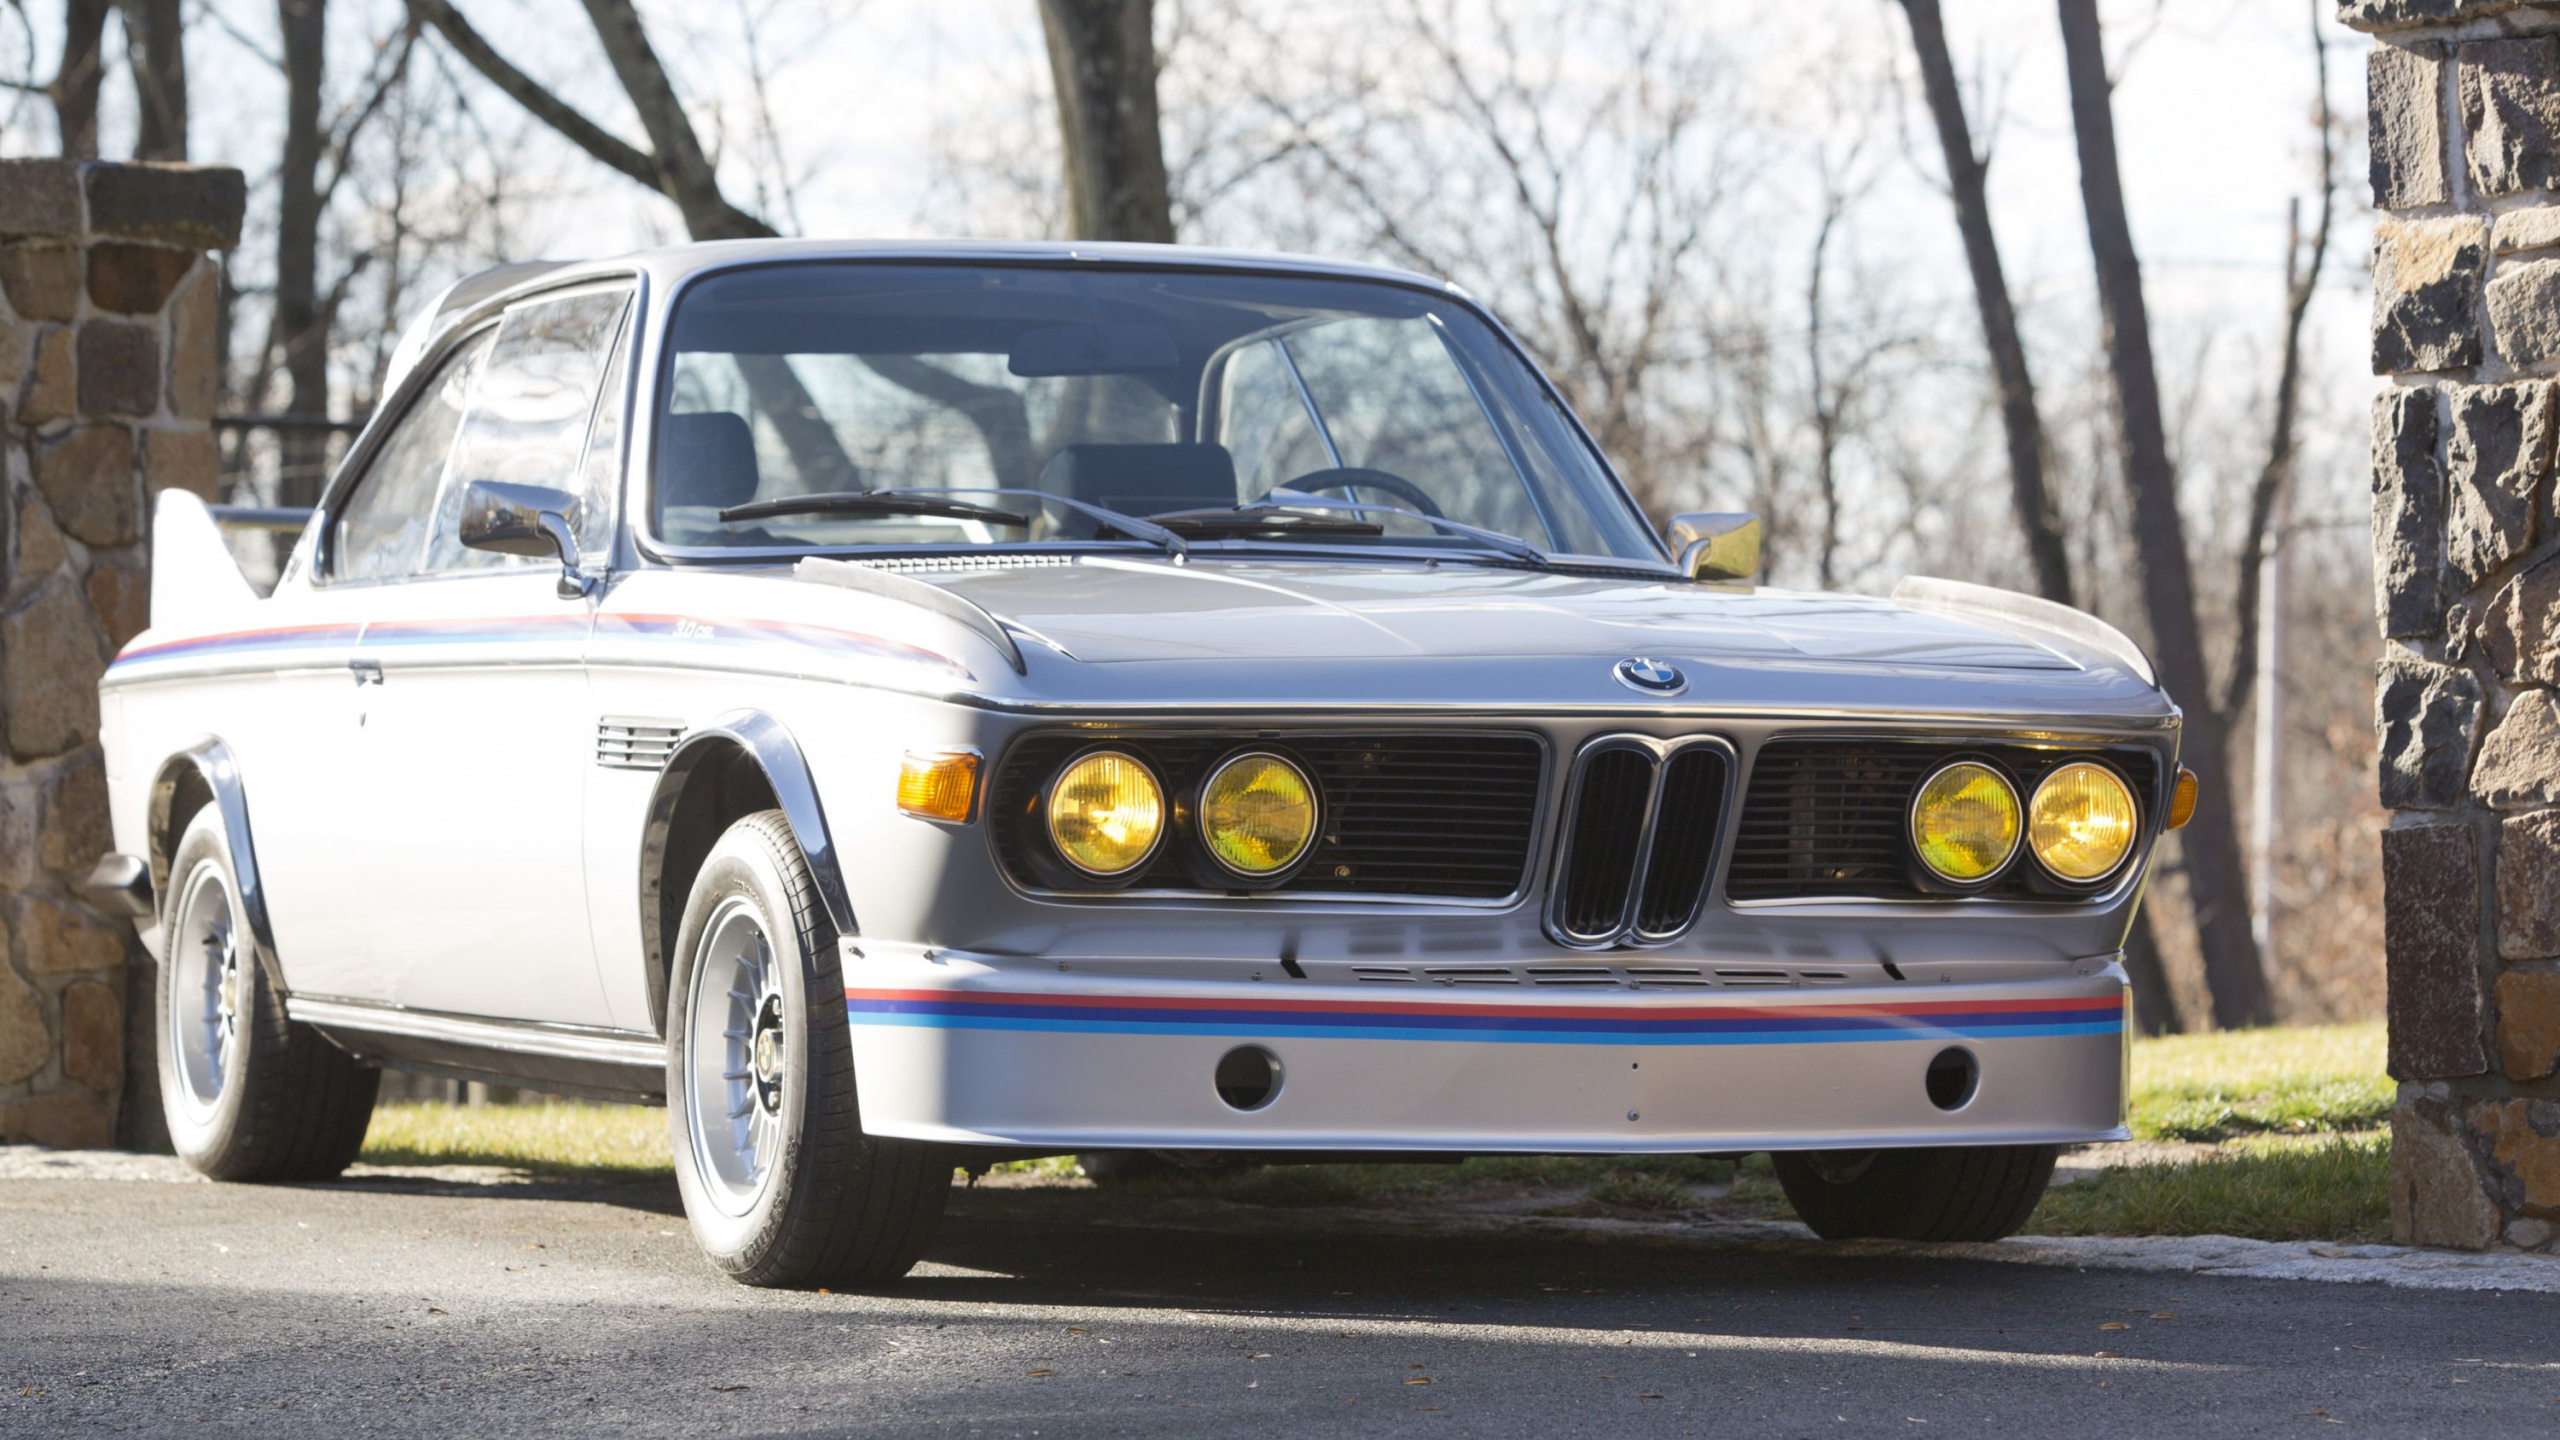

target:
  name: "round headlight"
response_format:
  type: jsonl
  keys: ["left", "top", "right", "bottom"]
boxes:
{"left": 1046, "top": 751, "right": 1164, "bottom": 877}
{"left": 1909, "top": 761, "right": 2021, "bottom": 884}
{"left": 1201, "top": 753, "right": 1318, "bottom": 877}
{"left": 2028, "top": 761, "right": 2139, "bottom": 882}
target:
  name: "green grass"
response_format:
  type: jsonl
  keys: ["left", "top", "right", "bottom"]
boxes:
{"left": 2025, "top": 1134, "right": 2392, "bottom": 1243}
{"left": 353, "top": 1023, "right": 2394, "bottom": 1242}
{"left": 2127, "top": 1021, "right": 2390, "bottom": 1143}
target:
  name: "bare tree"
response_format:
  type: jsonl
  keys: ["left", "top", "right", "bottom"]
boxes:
{"left": 2058, "top": 0, "right": 2270, "bottom": 1028}
{"left": 123, "top": 0, "right": 183, "bottom": 159}
{"left": 49, "top": 0, "right": 110, "bottom": 157}
{"left": 1038, "top": 0, "right": 1174, "bottom": 243}
{"left": 273, "top": 0, "right": 330, "bottom": 506}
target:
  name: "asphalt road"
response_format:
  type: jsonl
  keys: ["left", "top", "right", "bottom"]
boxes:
{"left": 4, "top": 1162, "right": 2557, "bottom": 1437}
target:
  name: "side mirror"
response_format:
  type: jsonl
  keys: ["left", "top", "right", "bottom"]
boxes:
{"left": 1667, "top": 512, "right": 1761, "bottom": 583}
{"left": 459, "top": 480, "right": 592, "bottom": 599}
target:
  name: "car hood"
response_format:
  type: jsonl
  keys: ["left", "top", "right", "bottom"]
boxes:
{"left": 931, "top": 558, "right": 2086, "bottom": 672}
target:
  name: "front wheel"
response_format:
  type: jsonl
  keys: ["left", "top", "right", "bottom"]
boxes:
{"left": 158, "top": 804, "right": 379, "bottom": 1181}
{"left": 667, "top": 810, "right": 951, "bottom": 1287}
{"left": 1771, "top": 1144, "right": 2059, "bottom": 1242}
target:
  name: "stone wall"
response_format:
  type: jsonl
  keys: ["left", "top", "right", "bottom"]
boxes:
{"left": 0, "top": 161, "right": 241, "bottom": 1149}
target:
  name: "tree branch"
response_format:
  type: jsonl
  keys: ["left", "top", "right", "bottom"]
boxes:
{"left": 404, "top": 0, "right": 659, "bottom": 190}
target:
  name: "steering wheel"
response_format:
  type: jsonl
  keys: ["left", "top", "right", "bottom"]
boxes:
{"left": 1272, "top": 467, "right": 1446, "bottom": 520}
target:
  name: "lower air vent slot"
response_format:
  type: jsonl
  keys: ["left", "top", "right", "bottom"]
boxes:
{"left": 1555, "top": 747, "right": 1656, "bottom": 941}
{"left": 1525, "top": 967, "right": 1618, "bottom": 986}
{"left": 1713, "top": 968, "right": 1794, "bottom": 986}
{"left": 1423, "top": 966, "right": 1519, "bottom": 985}
{"left": 1352, "top": 966, "right": 1419, "bottom": 984}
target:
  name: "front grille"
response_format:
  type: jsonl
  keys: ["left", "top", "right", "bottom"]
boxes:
{"left": 1726, "top": 738, "right": 2163, "bottom": 901}
{"left": 1547, "top": 740, "right": 1730, "bottom": 946}
{"left": 987, "top": 730, "right": 1545, "bottom": 899}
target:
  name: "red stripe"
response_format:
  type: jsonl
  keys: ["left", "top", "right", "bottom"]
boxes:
{"left": 843, "top": 985, "right": 2122, "bottom": 1024}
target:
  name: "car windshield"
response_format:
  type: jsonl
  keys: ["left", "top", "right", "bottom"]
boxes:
{"left": 650, "top": 261, "right": 1664, "bottom": 564}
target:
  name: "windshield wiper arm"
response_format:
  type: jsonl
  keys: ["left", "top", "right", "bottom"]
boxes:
{"left": 720, "top": 491, "right": 1033, "bottom": 527}
{"left": 1250, "top": 489, "right": 1550, "bottom": 565}
{"left": 886, "top": 488, "right": 1188, "bottom": 560}
{"left": 1150, "top": 505, "right": 1386, "bottom": 538}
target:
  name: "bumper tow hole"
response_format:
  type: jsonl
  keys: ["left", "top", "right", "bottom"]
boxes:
{"left": 1925, "top": 1046, "right": 1978, "bottom": 1112}
{"left": 1215, "top": 1045, "right": 1282, "bottom": 1111}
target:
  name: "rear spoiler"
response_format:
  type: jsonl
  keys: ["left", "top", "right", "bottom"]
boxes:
{"left": 207, "top": 505, "right": 313, "bottom": 534}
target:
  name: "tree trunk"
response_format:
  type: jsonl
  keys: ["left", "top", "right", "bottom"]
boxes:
{"left": 1895, "top": 0, "right": 2072, "bottom": 609}
{"left": 124, "top": 0, "right": 189, "bottom": 161}
{"left": 1037, "top": 0, "right": 1175, "bottom": 243}
{"left": 274, "top": 0, "right": 330, "bottom": 507}
{"left": 2057, "top": 0, "right": 2270, "bottom": 1028}
{"left": 52, "top": 0, "right": 112, "bottom": 159}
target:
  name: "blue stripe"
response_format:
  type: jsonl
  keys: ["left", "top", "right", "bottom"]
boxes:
{"left": 846, "top": 1007, "right": 2123, "bottom": 1046}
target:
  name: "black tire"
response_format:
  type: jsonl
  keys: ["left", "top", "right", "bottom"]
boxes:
{"left": 1771, "top": 1144, "right": 2060, "bottom": 1242}
{"left": 667, "top": 810, "right": 951, "bottom": 1288}
{"left": 157, "top": 804, "right": 379, "bottom": 1182}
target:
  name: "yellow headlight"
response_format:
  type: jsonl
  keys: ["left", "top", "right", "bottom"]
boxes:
{"left": 2028, "top": 761, "right": 2139, "bottom": 882}
{"left": 1201, "top": 753, "right": 1318, "bottom": 877}
{"left": 1909, "top": 761, "right": 2021, "bottom": 883}
{"left": 1047, "top": 751, "right": 1164, "bottom": 877}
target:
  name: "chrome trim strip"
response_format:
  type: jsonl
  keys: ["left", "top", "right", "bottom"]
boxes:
{"left": 286, "top": 997, "right": 663, "bottom": 1068}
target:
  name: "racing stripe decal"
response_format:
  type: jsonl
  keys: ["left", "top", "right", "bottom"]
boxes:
{"left": 107, "top": 613, "right": 970, "bottom": 681}
{"left": 842, "top": 987, "right": 2125, "bottom": 1046}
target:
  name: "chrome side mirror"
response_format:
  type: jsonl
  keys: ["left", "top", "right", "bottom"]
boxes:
{"left": 1667, "top": 512, "right": 1761, "bottom": 583}
{"left": 459, "top": 480, "right": 592, "bottom": 599}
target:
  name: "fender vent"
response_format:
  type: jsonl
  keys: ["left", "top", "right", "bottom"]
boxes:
{"left": 596, "top": 717, "right": 684, "bottom": 770}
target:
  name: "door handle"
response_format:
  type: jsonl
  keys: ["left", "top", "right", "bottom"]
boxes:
{"left": 349, "top": 658, "right": 383, "bottom": 686}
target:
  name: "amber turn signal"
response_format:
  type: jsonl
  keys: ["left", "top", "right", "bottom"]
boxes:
{"left": 897, "top": 749, "right": 980, "bottom": 824}
{"left": 2167, "top": 766, "right": 2198, "bottom": 830}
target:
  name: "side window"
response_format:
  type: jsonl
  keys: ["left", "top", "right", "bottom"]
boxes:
{"left": 422, "top": 287, "right": 634, "bottom": 574}
{"left": 568, "top": 304, "right": 635, "bottom": 561}
{"left": 330, "top": 330, "right": 492, "bottom": 583}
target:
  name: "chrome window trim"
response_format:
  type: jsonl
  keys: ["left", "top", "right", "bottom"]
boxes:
{"left": 1544, "top": 732, "right": 1738, "bottom": 951}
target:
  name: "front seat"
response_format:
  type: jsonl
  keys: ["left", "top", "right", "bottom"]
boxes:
{"left": 659, "top": 411, "right": 761, "bottom": 511}
{"left": 1036, "top": 442, "right": 1237, "bottom": 517}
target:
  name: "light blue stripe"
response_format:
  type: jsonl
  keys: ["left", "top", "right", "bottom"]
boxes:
{"left": 844, "top": 1012, "right": 2122, "bottom": 1045}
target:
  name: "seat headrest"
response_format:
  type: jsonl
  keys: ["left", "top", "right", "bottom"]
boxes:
{"left": 658, "top": 412, "right": 760, "bottom": 512}
{"left": 1036, "top": 443, "right": 1237, "bottom": 516}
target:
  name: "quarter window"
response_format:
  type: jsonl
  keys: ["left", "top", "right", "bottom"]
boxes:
{"left": 423, "top": 287, "right": 634, "bottom": 574}
{"left": 330, "top": 330, "right": 492, "bottom": 583}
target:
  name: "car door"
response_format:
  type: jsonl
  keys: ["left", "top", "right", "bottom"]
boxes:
{"left": 350, "top": 283, "right": 634, "bottom": 1024}
{"left": 250, "top": 329, "right": 495, "bottom": 1003}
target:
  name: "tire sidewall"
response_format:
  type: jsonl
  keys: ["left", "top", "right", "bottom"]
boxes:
{"left": 158, "top": 807, "right": 252, "bottom": 1170}
{"left": 666, "top": 821, "right": 839, "bottom": 1276}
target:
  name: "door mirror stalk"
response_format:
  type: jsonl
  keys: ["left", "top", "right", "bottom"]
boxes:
{"left": 1667, "top": 512, "right": 1761, "bottom": 584}
{"left": 458, "top": 480, "right": 595, "bottom": 599}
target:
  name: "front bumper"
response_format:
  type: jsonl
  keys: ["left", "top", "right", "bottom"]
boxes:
{"left": 844, "top": 950, "right": 2131, "bottom": 1153}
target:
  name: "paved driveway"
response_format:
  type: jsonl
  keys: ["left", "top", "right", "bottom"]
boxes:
{"left": 4, "top": 1158, "right": 2557, "bottom": 1437}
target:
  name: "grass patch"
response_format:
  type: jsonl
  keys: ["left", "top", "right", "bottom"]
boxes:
{"left": 2027, "top": 1134, "right": 2391, "bottom": 1243}
{"left": 361, "top": 1101, "right": 670, "bottom": 1176}
{"left": 2129, "top": 1021, "right": 2389, "bottom": 1143}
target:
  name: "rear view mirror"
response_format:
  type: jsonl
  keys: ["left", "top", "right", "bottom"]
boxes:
{"left": 1667, "top": 512, "right": 1761, "bottom": 583}
{"left": 1008, "top": 322, "right": 1180, "bottom": 377}
{"left": 459, "top": 480, "right": 592, "bottom": 599}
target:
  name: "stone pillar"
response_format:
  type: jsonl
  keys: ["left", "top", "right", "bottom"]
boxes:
{"left": 0, "top": 160, "right": 242, "bottom": 1150}
{"left": 2348, "top": 0, "right": 2560, "bottom": 1251}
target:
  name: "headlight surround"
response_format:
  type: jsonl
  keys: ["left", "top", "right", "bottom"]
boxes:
{"left": 2027, "top": 760, "right": 2139, "bottom": 882}
{"left": 1045, "top": 750, "right": 1165, "bottom": 877}
{"left": 1908, "top": 760, "right": 2022, "bottom": 885}
{"left": 1200, "top": 752, "right": 1319, "bottom": 878}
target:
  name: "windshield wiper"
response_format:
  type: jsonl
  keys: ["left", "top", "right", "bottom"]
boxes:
{"left": 899, "top": 488, "right": 1188, "bottom": 560}
{"left": 720, "top": 491, "right": 1033, "bottom": 527}
{"left": 1150, "top": 505, "right": 1386, "bottom": 538}
{"left": 1237, "top": 490, "right": 1551, "bottom": 565}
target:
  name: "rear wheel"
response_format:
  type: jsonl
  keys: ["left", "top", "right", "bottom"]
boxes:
{"left": 668, "top": 810, "right": 951, "bottom": 1287}
{"left": 158, "top": 805, "right": 379, "bottom": 1181}
{"left": 1771, "top": 1144, "right": 2059, "bottom": 1242}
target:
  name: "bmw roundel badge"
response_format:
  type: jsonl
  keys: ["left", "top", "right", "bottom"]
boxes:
{"left": 1613, "top": 657, "right": 1687, "bottom": 696}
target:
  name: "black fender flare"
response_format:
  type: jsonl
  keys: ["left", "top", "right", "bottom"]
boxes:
{"left": 638, "top": 710, "right": 856, "bottom": 1030}
{"left": 148, "top": 737, "right": 287, "bottom": 995}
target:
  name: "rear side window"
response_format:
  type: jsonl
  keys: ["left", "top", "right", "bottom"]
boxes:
{"left": 423, "top": 287, "right": 634, "bottom": 574}
{"left": 331, "top": 330, "right": 491, "bottom": 583}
